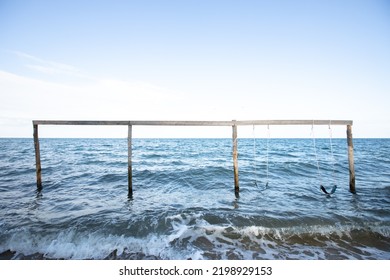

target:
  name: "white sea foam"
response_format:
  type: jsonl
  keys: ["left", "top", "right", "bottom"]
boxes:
{"left": 1, "top": 214, "right": 389, "bottom": 260}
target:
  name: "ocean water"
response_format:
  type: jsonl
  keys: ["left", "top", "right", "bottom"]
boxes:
{"left": 0, "top": 138, "right": 389, "bottom": 260}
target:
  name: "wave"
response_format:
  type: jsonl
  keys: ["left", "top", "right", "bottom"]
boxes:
{"left": 1, "top": 212, "right": 389, "bottom": 260}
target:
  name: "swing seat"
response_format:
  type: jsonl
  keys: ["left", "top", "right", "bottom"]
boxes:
{"left": 313, "top": 123, "right": 339, "bottom": 196}
{"left": 320, "top": 185, "right": 337, "bottom": 195}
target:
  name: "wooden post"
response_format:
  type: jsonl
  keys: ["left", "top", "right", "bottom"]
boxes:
{"left": 128, "top": 125, "right": 133, "bottom": 197}
{"left": 33, "top": 124, "right": 42, "bottom": 189}
{"left": 232, "top": 122, "right": 239, "bottom": 196}
{"left": 347, "top": 124, "right": 356, "bottom": 193}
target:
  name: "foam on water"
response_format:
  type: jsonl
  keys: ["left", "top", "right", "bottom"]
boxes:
{"left": 1, "top": 208, "right": 389, "bottom": 260}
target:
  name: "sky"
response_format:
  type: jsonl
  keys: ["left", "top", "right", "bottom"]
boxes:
{"left": 0, "top": 0, "right": 389, "bottom": 138}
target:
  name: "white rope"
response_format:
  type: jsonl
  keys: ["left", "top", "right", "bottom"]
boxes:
{"left": 328, "top": 121, "right": 337, "bottom": 186}
{"left": 311, "top": 122, "right": 322, "bottom": 183}
{"left": 252, "top": 125, "right": 258, "bottom": 186}
{"left": 266, "top": 124, "right": 270, "bottom": 187}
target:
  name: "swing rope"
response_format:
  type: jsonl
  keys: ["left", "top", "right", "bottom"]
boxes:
{"left": 265, "top": 124, "right": 270, "bottom": 187}
{"left": 252, "top": 125, "right": 269, "bottom": 188}
{"left": 328, "top": 121, "right": 337, "bottom": 188}
{"left": 252, "top": 125, "right": 258, "bottom": 187}
{"left": 311, "top": 122, "right": 322, "bottom": 181}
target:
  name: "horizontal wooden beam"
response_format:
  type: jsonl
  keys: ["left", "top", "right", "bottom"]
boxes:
{"left": 33, "top": 120, "right": 130, "bottom": 126}
{"left": 236, "top": 120, "right": 353, "bottom": 126}
{"left": 33, "top": 120, "right": 353, "bottom": 126}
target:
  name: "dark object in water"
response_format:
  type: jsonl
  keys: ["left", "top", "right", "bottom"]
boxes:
{"left": 0, "top": 250, "right": 15, "bottom": 260}
{"left": 320, "top": 185, "right": 337, "bottom": 195}
{"left": 255, "top": 181, "right": 268, "bottom": 189}
{"left": 104, "top": 249, "right": 161, "bottom": 260}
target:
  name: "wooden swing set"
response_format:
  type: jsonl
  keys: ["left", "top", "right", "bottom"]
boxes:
{"left": 32, "top": 119, "right": 355, "bottom": 197}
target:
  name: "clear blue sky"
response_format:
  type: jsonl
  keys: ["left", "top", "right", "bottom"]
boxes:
{"left": 0, "top": 0, "right": 389, "bottom": 138}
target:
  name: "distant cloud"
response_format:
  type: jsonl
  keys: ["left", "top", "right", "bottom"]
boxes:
{"left": 10, "top": 50, "right": 93, "bottom": 79}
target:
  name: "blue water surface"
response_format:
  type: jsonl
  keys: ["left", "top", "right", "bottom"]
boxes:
{"left": 0, "top": 138, "right": 389, "bottom": 259}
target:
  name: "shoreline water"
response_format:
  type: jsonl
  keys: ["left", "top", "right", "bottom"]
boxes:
{"left": 0, "top": 249, "right": 161, "bottom": 260}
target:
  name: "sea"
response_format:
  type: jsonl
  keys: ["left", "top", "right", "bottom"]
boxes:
{"left": 0, "top": 138, "right": 389, "bottom": 260}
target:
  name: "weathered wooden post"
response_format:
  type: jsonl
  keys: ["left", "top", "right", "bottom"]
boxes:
{"left": 232, "top": 121, "right": 239, "bottom": 196}
{"left": 347, "top": 124, "right": 356, "bottom": 193}
{"left": 128, "top": 124, "right": 133, "bottom": 197}
{"left": 33, "top": 124, "right": 42, "bottom": 189}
